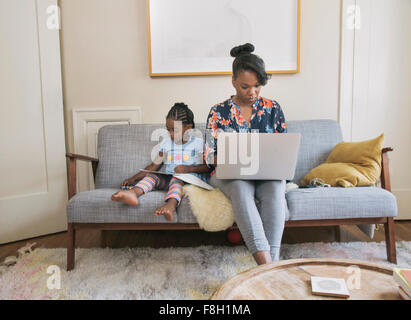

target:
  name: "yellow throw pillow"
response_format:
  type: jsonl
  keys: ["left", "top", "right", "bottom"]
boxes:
{"left": 300, "top": 134, "right": 384, "bottom": 187}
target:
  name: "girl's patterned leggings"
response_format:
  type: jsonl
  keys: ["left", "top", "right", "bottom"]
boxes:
{"left": 134, "top": 173, "right": 184, "bottom": 206}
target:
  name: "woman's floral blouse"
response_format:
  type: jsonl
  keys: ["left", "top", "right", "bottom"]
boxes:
{"left": 205, "top": 96, "right": 287, "bottom": 171}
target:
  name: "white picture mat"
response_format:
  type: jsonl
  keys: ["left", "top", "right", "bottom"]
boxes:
{"left": 148, "top": 0, "right": 299, "bottom": 75}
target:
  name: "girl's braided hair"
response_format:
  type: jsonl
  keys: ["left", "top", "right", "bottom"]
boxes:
{"left": 166, "top": 102, "right": 195, "bottom": 128}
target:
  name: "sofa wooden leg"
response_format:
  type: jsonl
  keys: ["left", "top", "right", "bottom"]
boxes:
{"left": 334, "top": 226, "right": 341, "bottom": 242}
{"left": 101, "top": 230, "right": 108, "bottom": 248}
{"left": 67, "top": 223, "right": 76, "bottom": 271}
{"left": 384, "top": 217, "right": 397, "bottom": 264}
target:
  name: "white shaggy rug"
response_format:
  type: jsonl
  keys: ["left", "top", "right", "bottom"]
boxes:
{"left": 1, "top": 241, "right": 411, "bottom": 300}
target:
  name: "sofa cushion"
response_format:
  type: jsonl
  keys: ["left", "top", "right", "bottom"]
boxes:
{"left": 287, "top": 120, "right": 343, "bottom": 184}
{"left": 176, "top": 195, "right": 197, "bottom": 223}
{"left": 95, "top": 125, "right": 167, "bottom": 189}
{"left": 286, "top": 186, "right": 397, "bottom": 221}
{"left": 178, "top": 192, "right": 291, "bottom": 224}
{"left": 95, "top": 124, "right": 207, "bottom": 189}
{"left": 67, "top": 189, "right": 179, "bottom": 223}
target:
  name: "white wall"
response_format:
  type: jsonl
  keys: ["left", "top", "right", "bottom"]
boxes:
{"left": 60, "top": 0, "right": 341, "bottom": 152}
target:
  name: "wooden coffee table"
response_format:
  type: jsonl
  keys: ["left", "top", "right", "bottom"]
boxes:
{"left": 211, "top": 258, "right": 400, "bottom": 300}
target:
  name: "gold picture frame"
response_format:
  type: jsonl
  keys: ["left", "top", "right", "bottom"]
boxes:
{"left": 147, "top": 0, "right": 300, "bottom": 77}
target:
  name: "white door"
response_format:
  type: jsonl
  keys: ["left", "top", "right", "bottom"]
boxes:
{"left": 0, "top": 0, "right": 67, "bottom": 243}
{"left": 340, "top": 0, "right": 411, "bottom": 219}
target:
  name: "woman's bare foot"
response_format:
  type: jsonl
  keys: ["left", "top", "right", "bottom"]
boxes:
{"left": 111, "top": 189, "right": 141, "bottom": 206}
{"left": 253, "top": 251, "right": 272, "bottom": 265}
{"left": 154, "top": 199, "right": 178, "bottom": 221}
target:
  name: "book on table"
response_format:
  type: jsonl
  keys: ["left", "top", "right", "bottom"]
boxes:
{"left": 393, "top": 268, "right": 411, "bottom": 299}
{"left": 311, "top": 276, "right": 350, "bottom": 298}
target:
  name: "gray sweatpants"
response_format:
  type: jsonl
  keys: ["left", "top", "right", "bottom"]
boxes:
{"left": 209, "top": 174, "right": 288, "bottom": 261}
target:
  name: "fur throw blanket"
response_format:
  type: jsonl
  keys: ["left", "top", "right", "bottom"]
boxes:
{"left": 183, "top": 185, "right": 234, "bottom": 232}
{"left": 182, "top": 182, "right": 300, "bottom": 232}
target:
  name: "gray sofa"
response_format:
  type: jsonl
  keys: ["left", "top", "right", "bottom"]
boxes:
{"left": 66, "top": 120, "right": 397, "bottom": 270}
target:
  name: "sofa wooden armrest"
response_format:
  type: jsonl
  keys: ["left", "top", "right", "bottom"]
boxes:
{"left": 66, "top": 153, "right": 99, "bottom": 162}
{"left": 381, "top": 147, "right": 393, "bottom": 192}
{"left": 66, "top": 153, "right": 99, "bottom": 200}
{"left": 380, "top": 147, "right": 396, "bottom": 264}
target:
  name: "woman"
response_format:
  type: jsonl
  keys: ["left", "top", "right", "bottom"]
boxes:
{"left": 205, "top": 43, "right": 288, "bottom": 265}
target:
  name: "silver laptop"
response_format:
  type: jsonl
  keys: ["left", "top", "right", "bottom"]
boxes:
{"left": 216, "top": 132, "right": 301, "bottom": 180}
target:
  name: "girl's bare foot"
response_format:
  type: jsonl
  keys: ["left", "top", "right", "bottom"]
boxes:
{"left": 154, "top": 199, "right": 177, "bottom": 221}
{"left": 111, "top": 189, "right": 140, "bottom": 206}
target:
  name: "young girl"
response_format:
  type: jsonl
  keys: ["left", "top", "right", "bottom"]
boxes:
{"left": 111, "top": 103, "right": 210, "bottom": 221}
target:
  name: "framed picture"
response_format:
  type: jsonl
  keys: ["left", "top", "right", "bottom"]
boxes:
{"left": 147, "top": 0, "right": 300, "bottom": 76}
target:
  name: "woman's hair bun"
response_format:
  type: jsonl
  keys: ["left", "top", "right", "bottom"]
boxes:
{"left": 230, "top": 43, "right": 255, "bottom": 58}
{"left": 173, "top": 102, "right": 188, "bottom": 109}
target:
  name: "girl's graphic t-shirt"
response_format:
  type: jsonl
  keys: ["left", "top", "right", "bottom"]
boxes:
{"left": 159, "top": 136, "right": 207, "bottom": 181}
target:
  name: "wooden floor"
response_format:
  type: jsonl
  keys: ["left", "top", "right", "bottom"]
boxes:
{"left": 1, "top": 221, "right": 411, "bottom": 262}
